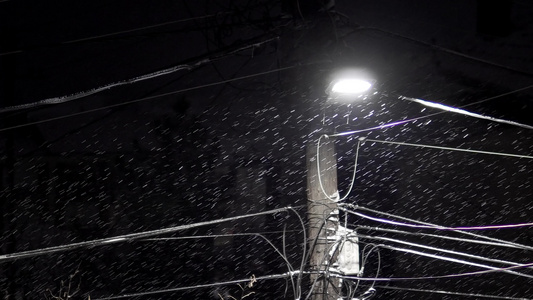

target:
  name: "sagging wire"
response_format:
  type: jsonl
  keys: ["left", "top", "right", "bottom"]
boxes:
{"left": 373, "top": 285, "right": 533, "bottom": 300}
{"left": 287, "top": 206, "right": 308, "bottom": 300}
{"left": 129, "top": 206, "right": 307, "bottom": 300}
{"left": 356, "top": 286, "right": 377, "bottom": 300}
{"left": 356, "top": 234, "right": 533, "bottom": 274}
{"left": 0, "top": 206, "right": 307, "bottom": 299}
{"left": 341, "top": 242, "right": 377, "bottom": 299}
{"left": 342, "top": 204, "right": 533, "bottom": 251}
{"left": 345, "top": 280, "right": 360, "bottom": 300}
{"left": 282, "top": 225, "right": 293, "bottom": 297}
{"left": 364, "top": 138, "right": 533, "bottom": 160}
{"left": 144, "top": 232, "right": 299, "bottom": 297}
{"left": 0, "top": 207, "right": 292, "bottom": 262}
{"left": 316, "top": 135, "right": 362, "bottom": 201}
{"left": 352, "top": 244, "right": 380, "bottom": 299}
{"left": 93, "top": 271, "right": 299, "bottom": 300}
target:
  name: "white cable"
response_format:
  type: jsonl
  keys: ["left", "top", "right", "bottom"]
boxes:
{"left": 329, "top": 260, "right": 533, "bottom": 281}
{"left": 0, "top": 63, "right": 313, "bottom": 133}
{"left": 373, "top": 285, "right": 533, "bottom": 300}
{"left": 0, "top": 64, "right": 194, "bottom": 113}
{"left": 356, "top": 204, "right": 533, "bottom": 250}
{"left": 316, "top": 135, "right": 361, "bottom": 201}
{"left": 342, "top": 207, "right": 533, "bottom": 231}
{"left": 357, "top": 233, "right": 533, "bottom": 271}
{"left": 356, "top": 226, "right": 526, "bottom": 249}
{"left": 331, "top": 118, "right": 418, "bottom": 137}
{"left": 345, "top": 204, "right": 533, "bottom": 251}
{"left": 399, "top": 95, "right": 533, "bottom": 130}
{"left": 330, "top": 84, "right": 533, "bottom": 138}
{"left": 378, "top": 243, "right": 533, "bottom": 279}
{"left": 364, "top": 138, "right": 533, "bottom": 159}
{"left": 93, "top": 271, "right": 298, "bottom": 300}
{"left": 0, "top": 207, "right": 291, "bottom": 262}
{"left": 145, "top": 232, "right": 298, "bottom": 293}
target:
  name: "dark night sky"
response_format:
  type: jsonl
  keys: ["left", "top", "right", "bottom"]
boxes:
{"left": 1, "top": 1, "right": 533, "bottom": 299}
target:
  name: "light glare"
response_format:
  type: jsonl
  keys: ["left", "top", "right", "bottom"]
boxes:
{"left": 331, "top": 79, "right": 372, "bottom": 94}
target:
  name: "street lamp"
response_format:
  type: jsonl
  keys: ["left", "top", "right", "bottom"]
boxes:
{"left": 308, "top": 70, "right": 533, "bottom": 299}
{"left": 306, "top": 69, "right": 373, "bottom": 300}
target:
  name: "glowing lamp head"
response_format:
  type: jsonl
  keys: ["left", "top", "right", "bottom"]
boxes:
{"left": 326, "top": 68, "right": 375, "bottom": 103}
{"left": 331, "top": 79, "right": 372, "bottom": 94}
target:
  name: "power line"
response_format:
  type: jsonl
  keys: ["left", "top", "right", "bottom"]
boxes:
{"left": 461, "top": 84, "right": 533, "bottom": 108}
{"left": 330, "top": 260, "right": 533, "bottom": 281}
{"left": 144, "top": 231, "right": 303, "bottom": 298}
{"left": 377, "top": 243, "right": 533, "bottom": 279}
{"left": 0, "top": 36, "right": 279, "bottom": 114}
{"left": 0, "top": 13, "right": 230, "bottom": 57}
{"left": 0, "top": 62, "right": 316, "bottom": 133}
{"left": 93, "top": 272, "right": 297, "bottom": 300}
{"left": 363, "top": 138, "right": 533, "bottom": 159}
{"left": 344, "top": 26, "right": 533, "bottom": 78}
{"left": 95, "top": 255, "right": 533, "bottom": 300}
{"left": 331, "top": 84, "right": 533, "bottom": 137}
{"left": 0, "top": 206, "right": 292, "bottom": 262}
{"left": 343, "top": 204, "right": 533, "bottom": 251}
{"left": 64, "top": 13, "right": 229, "bottom": 44}
{"left": 331, "top": 118, "right": 424, "bottom": 137}
{"left": 142, "top": 230, "right": 300, "bottom": 240}
{"left": 399, "top": 95, "right": 533, "bottom": 130}
{"left": 343, "top": 207, "right": 533, "bottom": 231}
{"left": 373, "top": 285, "right": 533, "bottom": 300}
{"left": 357, "top": 234, "right": 533, "bottom": 275}
{"left": 356, "top": 226, "right": 527, "bottom": 249}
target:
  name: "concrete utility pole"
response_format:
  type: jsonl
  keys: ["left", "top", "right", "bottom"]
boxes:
{"left": 306, "top": 136, "right": 339, "bottom": 300}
